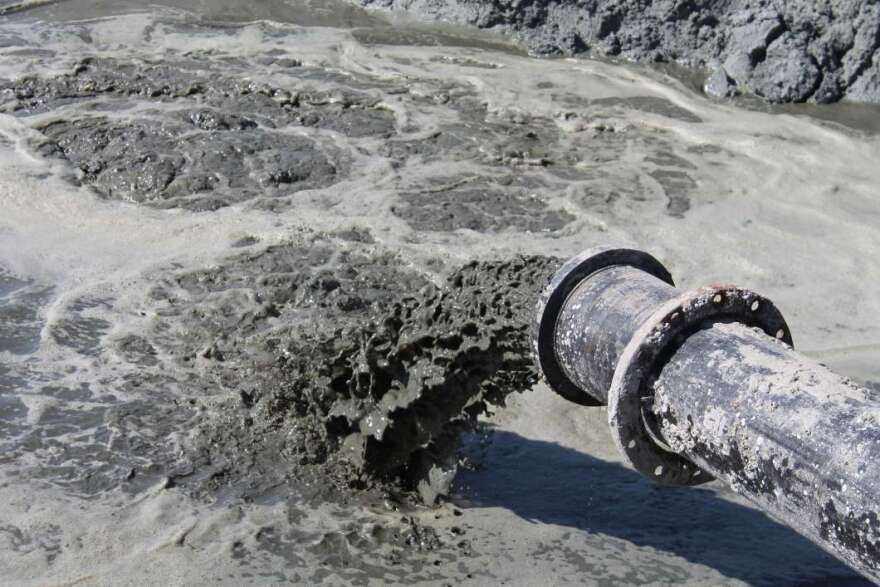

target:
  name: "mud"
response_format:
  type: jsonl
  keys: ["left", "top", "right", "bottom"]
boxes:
{"left": 0, "top": 0, "right": 386, "bottom": 28}
{"left": 396, "top": 178, "right": 574, "bottom": 233}
{"left": 0, "top": 232, "right": 562, "bottom": 578}
{"left": 38, "top": 117, "right": 338, "bottom": 210}
{"left": 5, "top": 56, "right": 402, "bottom": 208}
{"left": 147, "top": 235, "right": 560, "bottom": 504}
{"left": 358, "top": 0, "right": 880, "bottom": 105}
{"left": 1, "top": 5, "right": 878, "bottom": 585}
{"left": 0, "top": 38, "right": 711, "bottom": 224}
{"left": 0, "top": 270, "right": 51, "bottom": 356}
{"left": 6, "top": 56, "right": 396, "bottom": 135}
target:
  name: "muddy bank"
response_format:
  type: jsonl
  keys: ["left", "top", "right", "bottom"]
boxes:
{"left": 358, "top": 0, "right": 880, "bottom": 105}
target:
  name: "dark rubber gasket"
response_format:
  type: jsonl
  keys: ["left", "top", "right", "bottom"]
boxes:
{"left": 532, "top": 246, "right": 675, "bottom": 406}
{"left": 607, "top": 285, "right": 794, "bottom": 486}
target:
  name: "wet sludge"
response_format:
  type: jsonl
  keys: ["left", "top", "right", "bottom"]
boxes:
{"left": 5, "top": 56, "right": 400, "bottom": 209}
{"left": 2, "top": 11, "right": 840, "bottom": 582}
{"left": 144, "top": 233, "right": 560, "bottom": 505}
{"left": 63, "top": 231, "right": 561, "bottom": 581}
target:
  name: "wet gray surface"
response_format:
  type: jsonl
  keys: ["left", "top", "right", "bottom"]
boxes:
{"left": 1, "top": 0, "right": 383, "bottom": 27}
{"left": 0, "top": 2, "right": 877, "bottom": 585}
{"left": 149, "top": 236, "right": 560, "bottom": 504}
{"left": 0, "top": 270, "right": 52, "bottom": 356}
{"left": 456, "top": 425, "right": 872, "bottom": 586}
{"left": 10, "top": 56, "right": 404, "bottom": 209}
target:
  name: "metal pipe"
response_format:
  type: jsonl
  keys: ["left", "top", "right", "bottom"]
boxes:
{"left": 532, "top": 246, "right": 880, "bottom": 580}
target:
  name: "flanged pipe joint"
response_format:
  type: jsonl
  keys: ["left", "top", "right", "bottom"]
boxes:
{"left": 533, "top": 246, "right": 880, "bottom": 581}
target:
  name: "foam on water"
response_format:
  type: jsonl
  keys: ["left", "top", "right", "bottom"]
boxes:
{"left": 0, "top": 3, "right": 878, "bottom": 584}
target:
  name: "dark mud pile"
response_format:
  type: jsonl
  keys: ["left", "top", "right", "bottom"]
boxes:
{"left": 145, "top": 234, "right": 559, "bottom": 504}
{"left": 1, "top": 54, "right": 610, "bottom": 224}
{"left": 3, "top": 56, "right": 396, "bottom": 210}
{"left": 358, "top": 0, "right": 880, "bottom": 104}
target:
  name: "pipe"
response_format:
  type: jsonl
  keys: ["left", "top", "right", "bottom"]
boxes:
{"left": 532, "top": 246, "right": 880, "bottom": 581}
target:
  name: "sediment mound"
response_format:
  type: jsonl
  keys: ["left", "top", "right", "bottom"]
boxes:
{"left": 358, "top": 0, "right": 880, "bottom": 104}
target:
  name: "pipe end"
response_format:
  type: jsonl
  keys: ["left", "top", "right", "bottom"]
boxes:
{"left": 532, "top": 246, "right": 674, "bottom": 406}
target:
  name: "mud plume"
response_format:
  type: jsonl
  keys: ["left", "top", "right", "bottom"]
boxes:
{"left": 184, "top": 251, "right": 560, "bottom": 503}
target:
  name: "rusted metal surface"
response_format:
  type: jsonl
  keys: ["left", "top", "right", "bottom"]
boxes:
{"left": 534, "top": 247, "right": 880, "bottom": 581}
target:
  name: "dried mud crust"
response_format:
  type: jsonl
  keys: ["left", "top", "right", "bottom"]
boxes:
{"left": 147, "top": 236, "right": 559, "bottom": 503}
{"left": 358, "top": 0, "right": 880, "bottom": 105}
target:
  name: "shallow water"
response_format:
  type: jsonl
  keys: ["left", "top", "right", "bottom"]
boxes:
{"left": 0, "top": 1, "right": 879, "bottom": 585}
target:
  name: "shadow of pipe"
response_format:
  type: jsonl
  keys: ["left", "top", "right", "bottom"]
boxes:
{"left": 453, "top": 428, "right": 870, "bottom": 586}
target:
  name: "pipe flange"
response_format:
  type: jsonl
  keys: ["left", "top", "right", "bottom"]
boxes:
{"left": 607, "top": 285, "right": 793, "bottom": 486}
{"left": 533, "top": 246, "right": 675, "bottom": 406}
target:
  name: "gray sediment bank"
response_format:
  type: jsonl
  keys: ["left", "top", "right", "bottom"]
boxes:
{"left": 357, "top": 0, "right": 880, "bottom": 105}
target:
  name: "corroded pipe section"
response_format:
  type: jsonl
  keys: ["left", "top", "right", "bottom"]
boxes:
{"left": 532, "top": 247, "right": 676, "bottom": 407}
{"left": 654, "top": 322, "right": 880, "bottom": 578}
{"left": 554, "top": 265, "right": 677, "bottom": 404}
{"left": 533, "top": 246, "right": 880, "bottom": 581}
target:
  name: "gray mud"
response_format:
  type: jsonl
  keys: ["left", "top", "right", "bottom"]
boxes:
{"left": 5, "top": 57, "right": 403, "bottom": 209}
{"left": 146, "top": 235, "right": 560, "bottom": 504}
{"left": 0, "top": 269, "right": 51, "bottom": 356}
{"left": 358, "top": 0, "right": 880, "bottom": 105}
{"left": 3, "top": 54, "right": 625, "bottom": 220}
{"left": 1, "top": 5, "right": 878, "bottom": 585}
{"left": 395, "top": 178, "right": 575, "bottom": 232}
{"left": 0, "top": 232, "right": 562, "bottom": 579}
{"left": 0, "top": 23, "right": 711, "bottom": 223}
{"left": 0, "top": 0, "right": 385, "bottom": 28}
